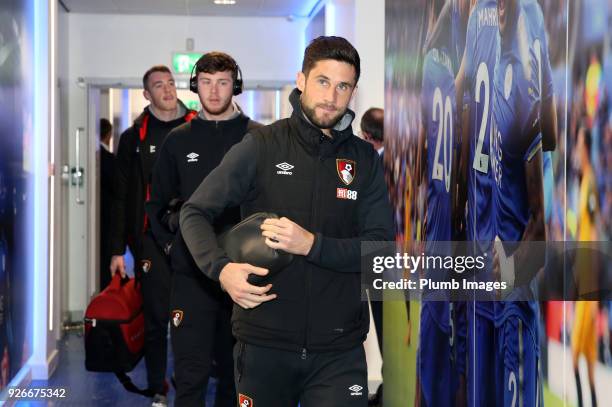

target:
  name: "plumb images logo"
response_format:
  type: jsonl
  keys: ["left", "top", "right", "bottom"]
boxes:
{"left": 349, "top": 384, "right": 363, "bottom": 396}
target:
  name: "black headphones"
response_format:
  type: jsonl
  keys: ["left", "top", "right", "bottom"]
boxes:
{"left": 189, "top": 53, "right": 243, "bottom": 96}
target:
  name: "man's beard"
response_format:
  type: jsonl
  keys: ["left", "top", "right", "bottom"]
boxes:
{"left": 301, "top": 101, "right": 345, "bottom": 130}
{"left": 202, "top": 97, "right": 233, "bottom": 117}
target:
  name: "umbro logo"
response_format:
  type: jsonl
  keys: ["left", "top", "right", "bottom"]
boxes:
{"left": 276, "top": 162, "right": 294, "bottom": 171}
{"left": 276, "top": 162, "right": 294, "bottom": 175}
{"left": 187, "top": 152, "right": 199, "bottom": 163}
{"left": 348, "top": 384, "right": 363, "bottom": 396}
{"left": 150, "top": 145, "right": 156, "bottom": 154}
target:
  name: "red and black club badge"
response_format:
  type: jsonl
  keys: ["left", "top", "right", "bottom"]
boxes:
{"left": 336, "top": 159, "right": 356, "bottom": 185}
{"left": 239, "top": 393, "right": 254, "bottom": 407}
{"left": 172, "top": 310, "right": 184, "bottom": 327}
{"left": 141, "top": 259, "right": 151, "bottom": 274}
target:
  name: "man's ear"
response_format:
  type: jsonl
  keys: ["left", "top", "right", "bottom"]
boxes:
{"left": 143, "top": 89, "right": 151, "bottom": 102}
{"left": 296, "top": 71, "right": 306, "bottom": 92}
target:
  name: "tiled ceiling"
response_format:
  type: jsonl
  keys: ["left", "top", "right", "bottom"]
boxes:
{"left": 60, "top": 0, "right": 324, "bottom": 18}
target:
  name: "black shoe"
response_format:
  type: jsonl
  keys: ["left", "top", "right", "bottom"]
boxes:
{"left": 368, "top": 383, "right": 382, "bottom": 406}
{"left": 151, "top": 394, "right": 168, "bottom": 407}
{"left": 210, "top": 359, "right": 218, "bottom": 378}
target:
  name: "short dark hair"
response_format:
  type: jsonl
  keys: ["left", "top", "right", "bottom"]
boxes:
{"left": 100, "top": 118, "right": 112, "bottom": 140}
{"left": 361, "top": 108, "right": 384, "bottom": 142}
{"left": 142, "top": 65, "right": 172, "bottom": 90}
{"left": 302, "top": 36, "right": 360, "bottom": 83}
{"left": 195, "top": 52, "right": 239, "bottom": 81}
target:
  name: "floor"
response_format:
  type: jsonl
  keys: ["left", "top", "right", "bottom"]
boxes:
{"left": 21, "top": 331, "right": 215, "bottom": 406}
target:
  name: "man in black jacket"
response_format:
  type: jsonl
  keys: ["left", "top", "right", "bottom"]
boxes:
{"left": 361, "top": 107, "right": 384, "bottom": 158}
{"left": 360, "top": 107, "right": 385, "bottom": 406}
{"left": 146, "top": 52, "right": 260, "bottom": 407}
{"left": 180, "top": 36, "right": 394, "bottom": 407}
{"left": 100, "top": 118, "right": 115, "bottom": 290}
{"left": 109, "top": 65, "right": 196, "bottom": 406}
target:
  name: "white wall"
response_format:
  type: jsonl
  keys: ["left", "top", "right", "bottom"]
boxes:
{"left": 324, "top": 0, "right": 385, "bottom": 130}
{"left": 56, "top": 0, "right": 71, "bottom": 336}
{"left": 353, "top": 0, "right": 385, "bottom": 124}
{"left": 63, "top": 13, "right": 307, "bottom": 316}
{"left": 57, "top": 0, "right": 69, "bottom": 321}
{"left": 68, "top": 13, "right": 307, "bottom": 83}
{"left": 326, "top": 0, "right": 355, "bottom": 43}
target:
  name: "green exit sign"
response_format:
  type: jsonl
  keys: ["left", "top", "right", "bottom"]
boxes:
{"left": 172, "top": 53, "right": 202, "bottom": 74}
{"left": 185, "top": 100, "right": 201, "bottom": 111}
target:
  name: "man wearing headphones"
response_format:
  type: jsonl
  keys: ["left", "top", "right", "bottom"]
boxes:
{"left": 109, "top": 65, "right": 196, "bottom": 407}
{"left": 146, "top": 52, "right": 261, "bottom": 406}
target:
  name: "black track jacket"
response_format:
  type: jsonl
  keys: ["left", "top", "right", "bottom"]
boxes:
{"left": 180, "top": 89, "right": 394, "bottom": 353}
{"left": 146, "top": 112, "right": 261, "bottom": 255}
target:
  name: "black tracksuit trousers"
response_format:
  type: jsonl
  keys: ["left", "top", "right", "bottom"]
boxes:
{"left": 170, "top": 270, "right": 236, "bottom": 407}
{"left": 139, "top": 232, "right": 172, "bottom": 395}
{"left": 234, "top": 342, "right": 368, "bottom": 407}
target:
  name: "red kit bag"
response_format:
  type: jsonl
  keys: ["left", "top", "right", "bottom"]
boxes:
{"left": 84, "top": 274, "right": 151, "bottom": 395}
{"left": 84, "top": 274, "right": 144, "bottom": 372}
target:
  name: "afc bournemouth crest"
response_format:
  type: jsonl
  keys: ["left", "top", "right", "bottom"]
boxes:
{"left": 141, "top": 259, "right": 151, "bottom": 274}
{"left": 336, "top": 159, "right": 356, "bottom": 185}
{"left": 239, "top": 393, "right": 254, "bottom": 407}
{"left": 172, "top": 310, "right": 184, "bottom": 327}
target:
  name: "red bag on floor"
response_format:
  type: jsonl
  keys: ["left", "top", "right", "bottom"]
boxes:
{"left": 84, "top": 274, "right": 144, "bottom": 373}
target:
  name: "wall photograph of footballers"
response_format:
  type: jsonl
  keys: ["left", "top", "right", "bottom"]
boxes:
{"left": 383, "top": 0, "right": 611, "bottom": 406}
{"left": 0, "top": 0, "right": 36, "bottom": 391}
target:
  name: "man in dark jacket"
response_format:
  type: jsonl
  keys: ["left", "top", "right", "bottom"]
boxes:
{"left": 100, "top": 118, "right": 115, "bottom": 290}
{"left": 109, "top": 65, "right": 196, "bottom": 406}
{"left": 361, "top": 107, "right": 384, "bottom": 159}
{"left": 146, "top": 52, "right": 260, "bottom": 407}
{"left": 360, "top": 107, "right": 385, "bottom": 406}
{"left": 180, "top": 36, "right": 394, "bottom": 407}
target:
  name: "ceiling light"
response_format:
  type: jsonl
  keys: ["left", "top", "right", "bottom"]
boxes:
{"left": 214, "top": 0, "right": 236, "bottom": 4}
